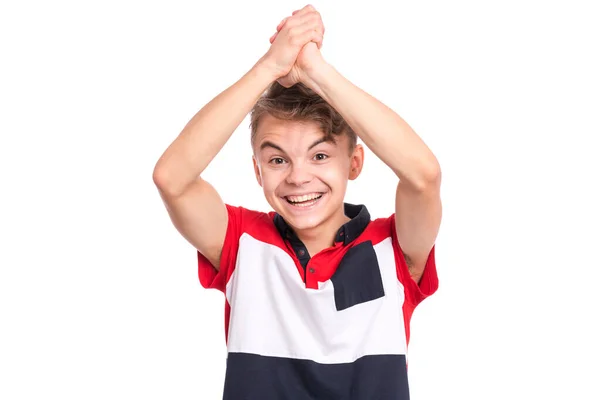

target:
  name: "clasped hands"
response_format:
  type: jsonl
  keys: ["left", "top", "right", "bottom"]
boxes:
{"left": 261, "top": 4, "right": 326, "bottom": 88}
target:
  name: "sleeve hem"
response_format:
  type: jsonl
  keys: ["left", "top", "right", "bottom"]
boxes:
{"left": 196, "top": 204, "right": 242, "bottom": 293}
{"left": 414, "top": 245, "right": 439, "bottom": 299}
{"left": 197, "top": 250, "right": 227, "bottom": 290}
{"left": 390, "top": 214, "right": 439, "bottom": 306}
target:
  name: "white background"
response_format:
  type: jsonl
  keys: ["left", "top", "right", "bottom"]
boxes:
{"left": 1, "top": 0, "right": 599, "bottom": 399}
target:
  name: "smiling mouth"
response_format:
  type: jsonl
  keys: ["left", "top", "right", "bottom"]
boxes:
{"left": 284, "top": 193, "right": 324, "bottom": 206}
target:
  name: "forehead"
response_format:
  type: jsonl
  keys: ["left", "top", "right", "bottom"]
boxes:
{"left": 255, "top": 114, "right": 322, "bottom": 143}
{"left": 255, "top": 114, "right": 346, "bottom": 151}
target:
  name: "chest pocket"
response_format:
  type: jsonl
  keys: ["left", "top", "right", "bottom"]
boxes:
{"left": 330, "top": 240, "right": 385, "bottom": 311}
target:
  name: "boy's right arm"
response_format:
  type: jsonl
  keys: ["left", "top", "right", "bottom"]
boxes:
{"left": 152, "top": 5, "right": 325, "bottom": 270}
{"left": 152, "top": 63, "right": 276, "bottom": 270}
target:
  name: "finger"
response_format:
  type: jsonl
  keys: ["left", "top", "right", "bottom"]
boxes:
{"left": 284, "top": 10, "right": 321, "bottom": 31}
{"left": 288, "top": 23, "right": 323, "bottom": 49}
{"left": 278, "top": 5, "right": 314, "bottom": 31}
{"left": 291, "top": 4, "right": 315, "bottom": 18}
{"left": 293, "top": 28, "right": 323, "bottom": 49}
{"left": 293, "top": 25, "right": 323, "bottom": 48}
{"left": 315, "top": 21, "right": 324, "bottom": 37}
{"left": 276, "top": 17, "right": 289, "bottom": 32}
{"left": 316, "top": 31, "right": 323, "bottom": 49}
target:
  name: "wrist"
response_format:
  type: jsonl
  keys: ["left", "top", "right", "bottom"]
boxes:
{"left": 253, "top": 56, "right": 285, "bottom": 83}
{"left": 301, "top": 60, "right": 333, "bottom": 98}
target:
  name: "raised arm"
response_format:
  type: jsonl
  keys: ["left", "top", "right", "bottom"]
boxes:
{"left": 273, "top": 11, "right": 441, "bottom": 283}
{"left": 152, "top": 64, "right": 274, "bottom": 268}
{"left": 304, "top": 63, "right": 442, "bottom": 284}
{"left": 152, "top": 6, "right": 324, "bottom": 269}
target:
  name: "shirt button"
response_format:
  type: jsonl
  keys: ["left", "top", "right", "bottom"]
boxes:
{"left": 309, "top": 268, "right": 316, "bottom": 273}
{"left": 298, "top": 249, "right": 305, "bottom": 256}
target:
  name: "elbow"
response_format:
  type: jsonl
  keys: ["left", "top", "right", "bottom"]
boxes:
{"left": 152, "top": 164, "right": 179, "bottom": 196}
{"left": 401, "top": 161, "right": 441, "bottom": 192}
{"left": 152, "top": 163, "right": 167, "bottom": 188}
{"left": 419, "top": 163, "right": 441, "bottom": 192}
{"left": 153, "top": 164, "right": 200, "bottom": 198}
{"left": 424, "top": 160, "right": 442, "bottom": 186}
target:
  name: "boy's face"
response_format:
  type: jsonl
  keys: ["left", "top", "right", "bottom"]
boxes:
{"left": 252, "top": 114, "right": 364, "bottom": 233}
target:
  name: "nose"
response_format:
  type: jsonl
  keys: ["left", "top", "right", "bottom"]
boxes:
{"left": 285, "top": 162, "right": 313, "bottom": 186}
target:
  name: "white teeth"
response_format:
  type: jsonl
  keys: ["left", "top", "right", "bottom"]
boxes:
{"left": 286, "top": 193, "right": 322, "bottom": 203}
{"left": 294, "top": 199, "right": 318, "bottom": 207}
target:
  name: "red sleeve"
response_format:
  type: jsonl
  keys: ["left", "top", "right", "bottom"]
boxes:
{"left": 389, "top": 214, "right": 439, "bottom": 306}
{"left": 197, "top": 204, "right": 245, "bottom": 293}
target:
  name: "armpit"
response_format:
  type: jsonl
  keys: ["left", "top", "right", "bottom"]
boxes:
{"left": 403, "top": 251, "right": 424, "bottom": 284}
{"left": 402, "top": 251, "right": 414, "bottom": 270}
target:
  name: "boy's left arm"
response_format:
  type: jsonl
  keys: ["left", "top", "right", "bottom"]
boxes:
{"left": 303, "top": 56, "right": 442, "bottom": 284}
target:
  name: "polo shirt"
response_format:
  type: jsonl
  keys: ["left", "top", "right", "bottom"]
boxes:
{"left": 197, "top": 203, "right": 438, "bottom": 399}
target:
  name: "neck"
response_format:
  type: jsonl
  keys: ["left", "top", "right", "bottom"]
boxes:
{"left": 295, "top": 206, "right": 350, "bottom": 255}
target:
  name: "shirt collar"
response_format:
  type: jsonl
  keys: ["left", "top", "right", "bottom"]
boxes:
{"left": 273, "top": 203, "right": 371, "bottom": 246}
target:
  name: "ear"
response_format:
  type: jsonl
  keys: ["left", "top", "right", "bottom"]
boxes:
{"left": 348, "top": 144, "right": 364, "bottom": 180}
{"left": 252, "top": 155, "right": 263, "bottom": 187}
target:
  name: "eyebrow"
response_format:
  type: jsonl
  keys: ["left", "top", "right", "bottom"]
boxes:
{"left": 259, "top": 136, "right": 334, "bottom": 153}
{"left": 308, "top": 136, "right": 334, "bottom": 150}
{"left": 259, "top": 140, "right": 285, "bottom": 153}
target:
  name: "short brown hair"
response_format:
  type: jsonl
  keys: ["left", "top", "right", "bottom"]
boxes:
{"left": 249, "top": 82, "right": 357, "bottom": 152}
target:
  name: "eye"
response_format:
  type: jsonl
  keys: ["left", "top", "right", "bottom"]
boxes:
{"left": 314, "top": 153, "right": 328, "bottom": 161}
{"left": 269, "top": 157, "right": 286, "bottom": 165}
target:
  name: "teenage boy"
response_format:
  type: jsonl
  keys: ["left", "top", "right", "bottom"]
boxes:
{"left": 153, "top": 4, "right": 442, "bottom": 399}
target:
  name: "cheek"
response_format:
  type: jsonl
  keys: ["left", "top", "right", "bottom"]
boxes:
{"left": 259, "top": 169, "right": 283, "bottom": 193}
{"left": 317, "top": 162, "right": 350, "bottom": 186}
